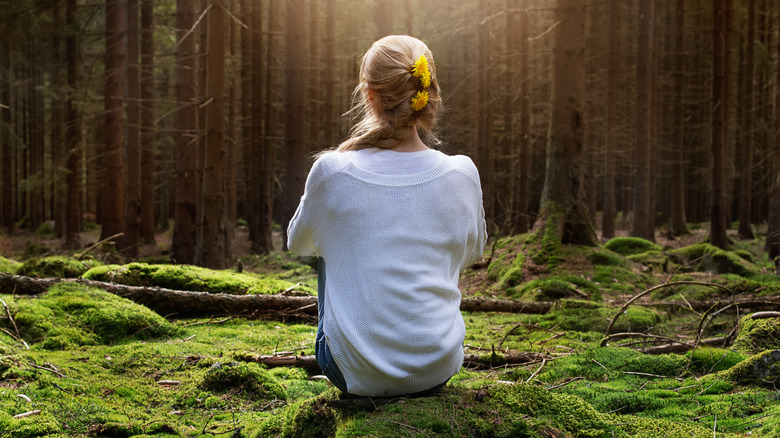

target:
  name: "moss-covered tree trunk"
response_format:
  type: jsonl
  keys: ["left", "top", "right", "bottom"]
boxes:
{"left": 535, "top": 0, "right": 596, "bottom": 248}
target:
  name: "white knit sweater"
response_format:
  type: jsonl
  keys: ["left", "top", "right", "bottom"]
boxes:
{"left": 288, "top": 149, "right": 486, "bottom": 396}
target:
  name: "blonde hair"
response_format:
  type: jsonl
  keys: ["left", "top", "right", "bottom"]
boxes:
{"left": 336, "top": 35, "right": 441, "bottom": 152}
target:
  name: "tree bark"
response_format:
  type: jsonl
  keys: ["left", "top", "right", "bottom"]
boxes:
{"left": 667, "top": 0, "right": 688, "bottom": 238}
{"left": 123, "top": 0, "right": 141, "bottom": 258}
{"left": 198, "top": 0, "right": 229, "bottom": 269}
{"left": 536, "top": 0, "right": 597, "bottom": 246}
{"left": 64, "top": 0, "right": 83, "bottom": 249}
{"left": 281, "top": 0, "right": 307, "bottom": 250}
{"left": 631, "top": 0, "right": 654, "bottom": 242}
{"left": 172, "top": 0, "right": 199, "bottom": 264}
{"left": 602, "top": 0, "right": 619, "bottom": 240}
{"left": 101, "top": 0, "right": 126, "bottom": 244}
{"left": 710, "top": 0, "right": 730, "bottom": 249}
{"left": 737, "top": 0, "right": 756, "bottom": 240}
{"left": 767, "top": 4, "right": 780, "bottom": 271}
{"left": 139, "top": 0, "right": 157, "bottom": 244}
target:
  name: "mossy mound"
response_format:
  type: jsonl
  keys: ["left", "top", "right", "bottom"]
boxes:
{"left": 261, "top": 383, "right": 742, "bottom": 438}
{"left": 513, "top": 276, "right": 599, "bottom": 301}
{"left": 668, "top": 243, "right": 761, "bottom": 277}
{"left": 540, "top": 347, "right": 687, "bottom": 382}
{"left": 720, "top": 349, "right": 780, "bottom": 387}
{"left": 604, "top": 236, "right": 661, "bottom": 256}
{"left": 0, "top": 256, "right": 21, "bottom": 274}
{"left": 733, "top": 315, "right": 780, "bottom": 354}
{"left": 539, "top": 299, "right": 661, "bottom": 333}
{"left": 0, "top": 410, "right": 62, "bottom": 438}
{"left": 16, "top": 256, "right": 103, "bottom": 278}
{"left": 82, "top": 262, "right": 311, "bottom": 295}
{"left": 199, "top": 361, "right": 286, "bottom": 401}
{"left": 586, "top": 248, "right": 626, "bottom": 267}
{"left": 2, "top": 282, "right": 181, "bottom": 349}
{"left": 685, "top": 347, "right": 747, "bottom": 375}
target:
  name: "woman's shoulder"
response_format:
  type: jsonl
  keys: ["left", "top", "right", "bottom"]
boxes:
{"left": 439, "top": 152, "right": 479, "bottom": 176}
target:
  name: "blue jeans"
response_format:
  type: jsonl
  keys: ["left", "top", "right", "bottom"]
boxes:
{"left": 314, "top": 257, "right": 449, "bottom": 398}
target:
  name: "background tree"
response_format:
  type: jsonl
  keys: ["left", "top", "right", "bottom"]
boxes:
{"left": 710, "top": 0, "right": 731, "bottom": 249}
{"left": 535, "top": 0, "right": 597, "bottom": 247}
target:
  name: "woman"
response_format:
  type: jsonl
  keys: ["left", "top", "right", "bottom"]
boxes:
{"left": 288, "top": 35, "right": 486, "bottom": 398}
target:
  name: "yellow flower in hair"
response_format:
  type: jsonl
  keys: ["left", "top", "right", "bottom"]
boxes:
{"left": 411, "top": 55, "right": 431, "bottom": 89}
{"left": 411, "top": 90, "right": 429, "bottom": 111}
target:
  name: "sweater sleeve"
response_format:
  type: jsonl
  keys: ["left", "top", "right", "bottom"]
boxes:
{"left": 457, "top": 155, "right": 488, "bottom": 268}
{"left": 287, "top": 155, "right": 331, "bottom": 256}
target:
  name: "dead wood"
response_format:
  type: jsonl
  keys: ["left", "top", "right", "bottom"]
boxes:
{"left": 238, "top": 352, "right": 550, "bottom": 372}
{"left": 638, "top": 336, "right": 732, "bottom": 355}
{"left": 0, "top": 273, "right": 553, "bottom": 320}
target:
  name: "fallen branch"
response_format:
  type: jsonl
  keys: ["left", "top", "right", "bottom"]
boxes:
{"left": 238, "top": 352, "right": 551, "bottom": 372}
{"left": 638, "top": 336, "right": 731, "bottom": 355}
{"left": 75, "top": 232, "right": 124, "bottom": 260}
{"left": 602, "top": 281, "right": 736, "bottom": 343}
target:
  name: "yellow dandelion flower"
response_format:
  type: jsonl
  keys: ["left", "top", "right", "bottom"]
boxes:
{"left": 410, "top": 90, "right": 429, "bottom": 111}
{"left": 411, "top": 55, "right": 431, "bottom": 89}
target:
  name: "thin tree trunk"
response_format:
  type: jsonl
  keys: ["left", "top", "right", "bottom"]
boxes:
{"left": 172, "top": 0, "right": 199, "bottom": 264}
{"left": 246, "top": 0, "right": 266, "bottom": 253}
{"left": 710, "top": 0, "right": 730, "bottom": 249}
{"left": 281, "top": 0, "right": 307, "bottom": 250}
{"left": 602, "top": 0, "right": 619, "bottom": 240}
{"left": 262, "top": 0, "right": 279, "bottom": 250}
{"left": 140, "top": 0, "right": 157, "bottom": 244}
{"left": 668, "top": 0, "right": 688, "bottom": 237}
{"left": 198, "top": 0, "right": 228, "bottom": 269}
{"left": 767, "top": 4, "right": 780, "bottom": 271}
{"left": 631, "top": 0, "right": 654, "bottom": 242}
{"left": 738, "top": 0, "right": 756, "bottom": 240}
{"left": 517, "top": 4, "right": 531, "bottom": 235}
{"left": 323, "top": 0, "right": 336, "bottom": 147}
{"left": 101, "top": 0, "right": 126, "bottom": 244}
{"left": 123, "top": 0, "right": 141, "bottom": 258}
{"left": 64, "top": 0, "right": 82, "bottom": 249}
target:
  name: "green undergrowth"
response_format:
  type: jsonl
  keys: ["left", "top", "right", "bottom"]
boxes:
{"left": 82, "top": 262, "right": 314, "bottom": 295}
{"left": 0, "top": 256, "right": 21, "bottom": 274}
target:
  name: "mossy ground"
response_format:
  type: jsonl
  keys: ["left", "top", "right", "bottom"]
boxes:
{"left": 1, "top": 226, "right": 779, "bottom": 436}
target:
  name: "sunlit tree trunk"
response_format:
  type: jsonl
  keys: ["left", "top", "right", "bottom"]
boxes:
{"left": 101, "top": 0, "right": 126, "bottom": 243}
{"left": 262, "top": 0, "right": 279, "bottom": 249}
{"left": 374, "top": 0, "right": 393, "bottom": 38}
{"left": 172, "top": 0, "right": 199, "bottom": 264}
{"left": 535, "top": 0, "right": 596, "bottom": 246}
{"left": 516, "top": 4, "right": 531, "bottom": 235}
{"left": 198, "top": 0, "right": 228, "bottom": 269}
{"left": 323, "top": 0, "right": 336, "bottom": 147}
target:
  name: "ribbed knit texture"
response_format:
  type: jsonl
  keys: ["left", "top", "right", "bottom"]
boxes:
{"left": 288, "top": 150, "right": 486, "bottom": 396}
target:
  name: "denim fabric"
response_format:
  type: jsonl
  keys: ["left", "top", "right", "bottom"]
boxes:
{"left": 315, "top": 258, "right": 350, "bottom": 394}
{"left": 314, "top": 257, "right": 450, "bottom": 398}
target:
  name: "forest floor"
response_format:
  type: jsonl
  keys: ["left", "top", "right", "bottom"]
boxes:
{"left": 1, "top": 222, "right": 780, "bottom": 437}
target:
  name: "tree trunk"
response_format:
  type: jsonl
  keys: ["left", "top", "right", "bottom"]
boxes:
{"left": 123, "top": 0, "right": 141, "bottom": 258}
{"left": 710, "top": 0, "right": 730, "bottom": 249}
{"left": 667, "top": 0, "right": 688, "bottom": 238}
{"left": 198, "top": 0, "right": 229, "bottom": 269}
{"left": 737, "top": 0, "right": 756, "bottom": 240}
{"left": 281, "top": 0, "right": 307, "bottom": 250}
{"left": 0, "top": 40, "right": 9, "bottom": 235}
{"left": 64, "top": 0, "right": 83, "bottom": 249}
{"left": 262, "top": 0, "right": 279, "bottom": 250}
{"left": 767, "top": 5, "right": 780, "bottom": 271}
{"left": 172, "top": 0, "right": 199, "bottom": 264}
{"left": 602, "top": 0, "right": 619, "bottom": 240}
{"left": 101, "top": 0, "right": 126, "bottom": 244}
{"left": 246, "top": 0, "right": 268, "bottom": 253}
{"left": 477, "top": 0, "right": 495, "bottom": 228}
{"left": 140, "top": 0, "right": 157, "bottom": 244}
{"left": 536, "top": 0, "right": 597, "bottom": 247}
{"left": 323, "top": 0, "right": 336, "bottom": 148}
{"left": 631, "top": 0, "right": 654, "bottom": 242}
{"left": 373, "top": 0, "right": 393, "bottom": 38}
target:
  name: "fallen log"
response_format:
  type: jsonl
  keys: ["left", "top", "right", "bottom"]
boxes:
{"left": 0, "top": 273, "right": 553, "bottom": 319}
{"left": 638, "top": 336, "right": 731, "bottom": 355}
{"left": 238, "top": 351, "right": 550, "bottom": 372}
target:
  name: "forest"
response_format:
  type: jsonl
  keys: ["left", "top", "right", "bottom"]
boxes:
{"left": 0, "top": 0, "right": 780, "bottom": 437}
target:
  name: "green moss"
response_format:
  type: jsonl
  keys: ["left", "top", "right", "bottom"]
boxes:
{"left": 721, "top": 350, "right": 780, "bottom": 387}
{"left": 686, "top": 347, "right": 747, "bottom": 374}
{"left": 733, "top": 315, "right": 780, "bottom": 354}
{"left": 1, "top": 411, "right": 63, "bottom": 437}
{"left": 82, "top": 262, "right": 311, "bottom": 295}
{"left": 604, "top": 236, "right": 661, "bottom": 256}
{"left": 0, "top": 256, "right": 22, "bottom": 274}
{"left": 586, "top": 248, "right": 626, "bottom": 267}
{"left": 538, "top": 300, "right": 661, "bottom": 333}
{"left": 3, "top": 282, "right": 181, "bottom": 348}
{"left": 199, "top": 361, "right": 286, "bottom": 401}
{"left": 668, "top": 243, "right": 760, "bottom": 277}
{"left": 16, "top": 256, "right": 103, "bottom": 278}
